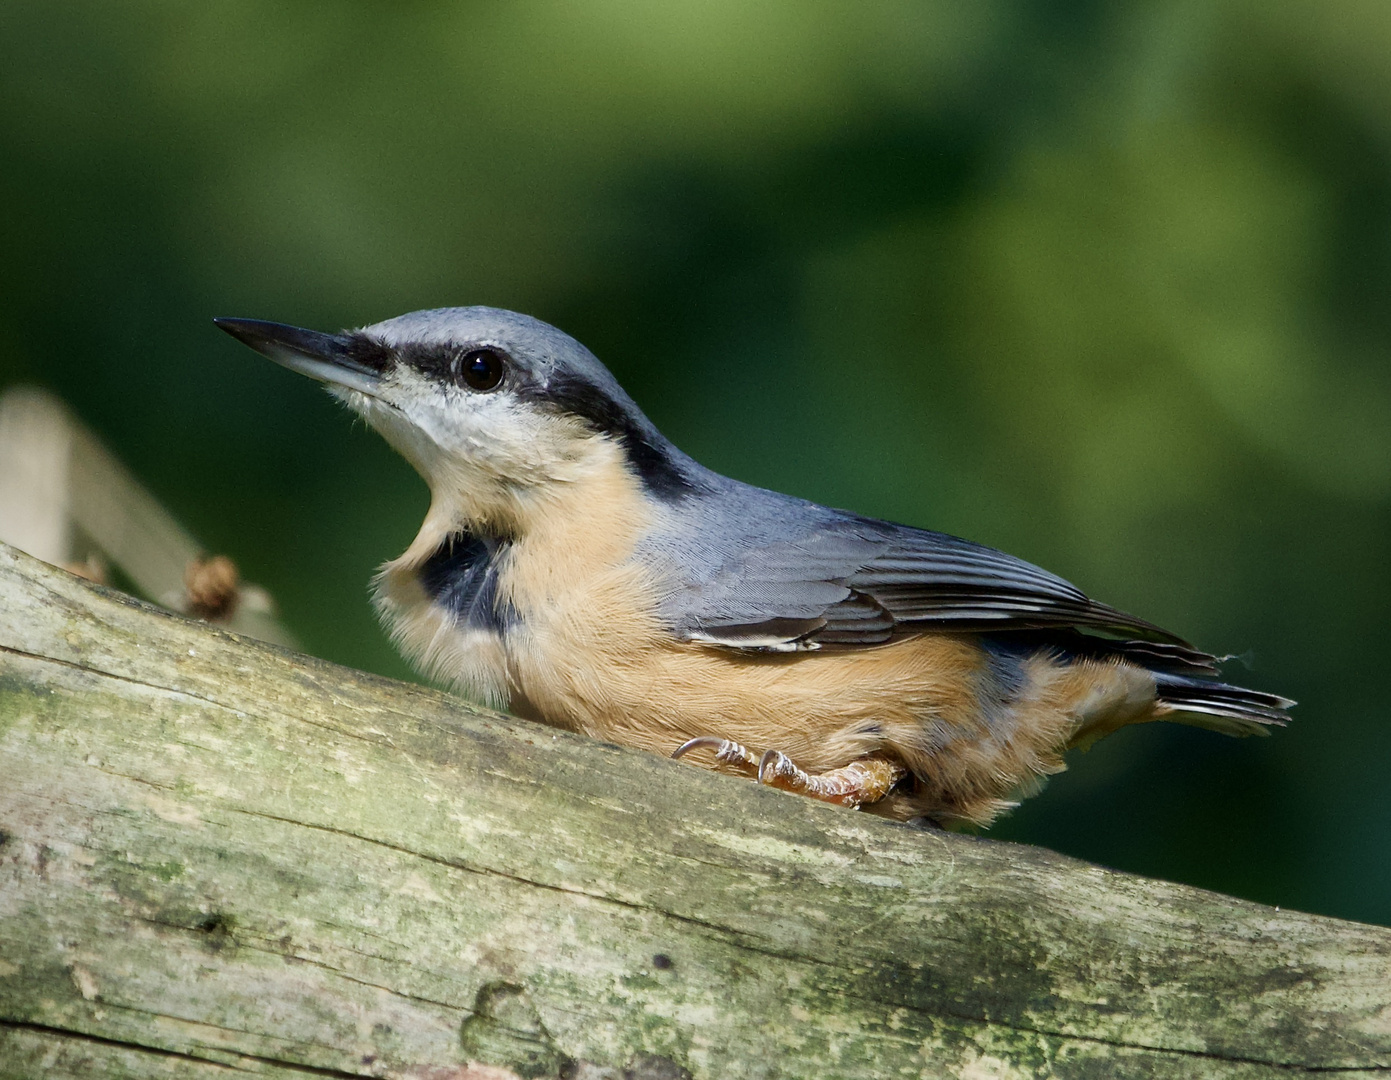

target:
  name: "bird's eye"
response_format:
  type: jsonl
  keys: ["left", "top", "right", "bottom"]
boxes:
{"left": 454, "top": 348, "right": 505, "bottom": 391}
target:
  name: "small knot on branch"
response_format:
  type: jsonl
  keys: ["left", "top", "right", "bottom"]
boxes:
{"left": 184, "top": 554, "right": 240, "bottom": 621}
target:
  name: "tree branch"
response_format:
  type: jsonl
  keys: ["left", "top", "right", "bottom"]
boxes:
{"left": 0, "top": 542, "right": 1388, "bottom": 1079}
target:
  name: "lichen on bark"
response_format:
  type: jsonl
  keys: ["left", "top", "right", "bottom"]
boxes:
{"left": 1, "top": 543, "right": 1389, "bottom": 1079}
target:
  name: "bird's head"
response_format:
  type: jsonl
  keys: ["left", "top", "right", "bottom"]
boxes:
{"left": 216, "top": 307, "right": 698, "bottom": 532}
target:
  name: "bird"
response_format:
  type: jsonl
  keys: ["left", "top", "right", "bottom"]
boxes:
{"left": 216, "top": 307, "right": 1292, "bottom": 827}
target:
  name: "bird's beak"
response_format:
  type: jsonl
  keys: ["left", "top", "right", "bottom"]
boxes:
{"left": 214, "top": 318, "right": 384, "bottom": 397}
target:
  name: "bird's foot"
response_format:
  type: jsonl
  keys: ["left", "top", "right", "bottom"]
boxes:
{"left": 671, "top": 736, "right": 761, "bottom": 776}
{"left": 756, "top": 750, "right": 908, "bottom": 809}
{"left": 672, "top": 737, "right": 908, "bottom": 809}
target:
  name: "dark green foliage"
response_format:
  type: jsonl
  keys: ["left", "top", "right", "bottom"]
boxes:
{"left": 0, "top": 2, "right": 1386, "bottom": 923}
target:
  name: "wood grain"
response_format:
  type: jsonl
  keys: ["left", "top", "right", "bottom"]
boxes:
{"left": 0, "top": 542, "right": 1387, "bottom": 1079}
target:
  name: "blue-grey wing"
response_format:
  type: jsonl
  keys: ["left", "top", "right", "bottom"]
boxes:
{"left": 652, "top": 494, "right": 1188, "bottom": 652}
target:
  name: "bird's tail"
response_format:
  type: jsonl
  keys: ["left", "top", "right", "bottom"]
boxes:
{"left": 1151, "top": 669, "right": 1294, "bottom": 737}
{"left": 993, "top": 631, "right": 1296, "bottom": 746}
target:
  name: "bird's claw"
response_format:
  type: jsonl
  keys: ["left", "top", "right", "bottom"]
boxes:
{"left": 757, "top": 748, "right": 821, "bottom": 795}
{"left": 671, "top": 736, "right": 760, "bottom": 775}
{"left": 757, "top": 748, "right": 800, "bottom": 786}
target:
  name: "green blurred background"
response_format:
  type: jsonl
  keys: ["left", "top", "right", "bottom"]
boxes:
{"left": 3, "top": 1, "right": 1388, "bottom": 924}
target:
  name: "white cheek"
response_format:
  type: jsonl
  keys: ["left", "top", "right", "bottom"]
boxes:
{"left": 361, "top": 371, "right": 593, "bottom": 487}
{"left": 416, "top": 394, "right": 531, "bottom": 468}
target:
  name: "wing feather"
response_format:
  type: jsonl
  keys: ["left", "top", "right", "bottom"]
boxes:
{"left": 671, "top": 511, "right": 1189, "bottom": 651}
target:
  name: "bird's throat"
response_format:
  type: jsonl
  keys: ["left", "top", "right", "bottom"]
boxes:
{"left": 414, "top": 529, "right": 516, "bottom": 635}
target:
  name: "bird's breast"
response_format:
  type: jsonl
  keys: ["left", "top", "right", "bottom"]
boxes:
{"left": 371, "top": 527, "right": 516, "bottom": 710}
{"left": 495, "top": 495, "right": 672, "bottom": 728}
{"left": 373, "top": 445, "right": 666, "bottom": 717}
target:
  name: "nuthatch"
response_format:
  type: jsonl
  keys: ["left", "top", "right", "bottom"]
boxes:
{"left": 217, "top": 308, "right": 1292, "bottom": 826}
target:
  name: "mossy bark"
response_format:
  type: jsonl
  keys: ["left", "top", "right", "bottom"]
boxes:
{"left": 0, "top": 543, "right": 1388, "bottom": 1079}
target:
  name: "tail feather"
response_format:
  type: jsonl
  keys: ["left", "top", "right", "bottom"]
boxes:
{"left": 981, "top": 628, "right": 1295, "bottom": 739}
{"left": 1152, "top": 670, "right": 1294, "bottom": 737}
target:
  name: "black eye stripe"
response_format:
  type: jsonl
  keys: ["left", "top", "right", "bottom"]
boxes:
{"left": 341, "top": 335, "right": 395, "bottom": 372}
{"left": 392, "top": 341, "right": 509, "bottom": 392}
{"left": 370, "top": 334, "right": 701, "bottom": 502}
